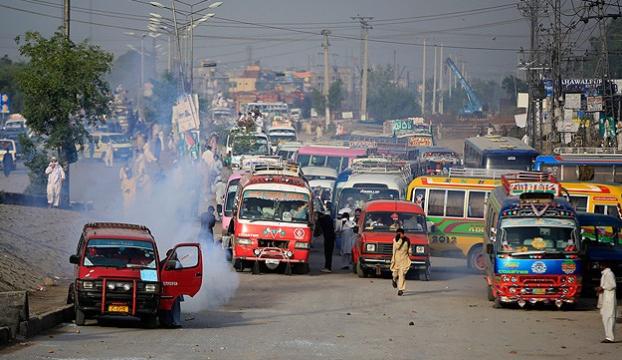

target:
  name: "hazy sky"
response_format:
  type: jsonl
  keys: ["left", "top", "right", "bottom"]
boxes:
{"left": 0, "top": 0, "right": 532, "bottom": 81}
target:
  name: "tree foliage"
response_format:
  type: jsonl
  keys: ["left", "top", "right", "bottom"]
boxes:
{"left": 367, "top": 65, "right": 419, "bottom": 121}
{"left": 144, "top": 71, "right": 179, "bottom": 125}
{"left": 16, "top": 31, "right": 113, "bottom": 155}
{"left": 328, "top": 79, "right": 344, "bottom": 112}
{"left": 501, "top": 75, "right": 528, "bottom": 103}
{"left": 0, "top": 55, "right": 25, "bottom": 113}
{"left": 311, "top": 88, "right": 325, "bottom": 115}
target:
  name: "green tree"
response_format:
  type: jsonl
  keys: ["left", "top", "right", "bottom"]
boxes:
{"left": 367, "top": 65, "right": 419, "bottom": 121}
{"left": 328, "top": 79, "right": 344, "bottom": 112}
{"left": 16, "top": 30, "right": 113, "bottom": 198}
{"left": 311, "top": 88, "right": 325, "bottom": 115}
{"left": 501, "top": 75, "right": 528, "bottom": 103}
{"left": 144, "top": 71, "right": 179, "bottom": 125}
{"left": 0, "top": 55, "right": 25, "bottom": 113}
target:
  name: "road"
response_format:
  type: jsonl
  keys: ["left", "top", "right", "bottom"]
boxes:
{"left": 1, "top": 253, "right": 620, "bottom": 360}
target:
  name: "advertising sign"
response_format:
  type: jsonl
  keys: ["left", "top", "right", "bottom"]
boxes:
{"left": 586, "top": 96, "right": 603, "bottom": 112}
{"left": 509, "top": 182, "right": 560, "bottom": 197}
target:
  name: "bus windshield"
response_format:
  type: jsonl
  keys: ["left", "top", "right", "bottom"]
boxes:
{"left": 224, "top": 182, "right": 239, "bottom": 217}
{"left": 84, "top": 239, "right": 157, "bottom": 269}
{"left": 364, "top": 211, "right": 426, "bottom": 233}
{"left": 337, "top": 188, "right": 399, "bottom": 213}
{"left": 500, "top": 218, "right": 577, "bottom": 253}
{"left": 485, "top": 154, "right": 533, "bottom": 170}
{"left": 232, "top": 136, "right": 269, "bottom": 156}
{"left": 240, "top": 190, "right": 310, "bottom": 223}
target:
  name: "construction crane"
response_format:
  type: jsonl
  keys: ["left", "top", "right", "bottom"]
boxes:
{"left": 446, "top": 58, "right": 484, "bottom": 117}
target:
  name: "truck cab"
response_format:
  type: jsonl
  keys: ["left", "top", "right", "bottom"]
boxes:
{"left": 228, "top": 161, "right": 313, "bottom": 275}
{"left": 483, "top": 173, "right": 582, "bottom": 309}
{"left": 68, "top": 222, "right": 203, "bottom": 327}
{"left": 353, "top": 200, "right": 431, "bottom": 280}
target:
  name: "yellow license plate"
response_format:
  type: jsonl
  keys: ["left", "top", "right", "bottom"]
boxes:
{"left": 532, "top": 289, "right": 546, "bottom": 295}
{"left": 108, "top": 305, "right": 129, "bottom": 313}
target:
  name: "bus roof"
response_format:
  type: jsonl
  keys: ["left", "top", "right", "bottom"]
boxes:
{"left": 297, "top": 145, "right": 366, "bottom": 157}
{"left": 465, "top": 135, "right": 538, "bottom": 153}
{"left": 364, "top": 200, "right": 425, "bottom": 214}
{"left": 535, "top": 154, "right": 622, "bottom": 166}
{"left": 341, "top": 173, "right": 405, "bottom": 190}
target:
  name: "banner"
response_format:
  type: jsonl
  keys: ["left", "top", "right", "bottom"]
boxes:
{"left": 564, "top": 93, "right": 581, "bottom": 109}
{"left": 173, "top": 94, "right": 200, "bottom": 133}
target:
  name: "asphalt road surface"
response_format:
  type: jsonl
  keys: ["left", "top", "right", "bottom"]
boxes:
{"left": 1, "top": 251, "right": 620, "bottom": 360}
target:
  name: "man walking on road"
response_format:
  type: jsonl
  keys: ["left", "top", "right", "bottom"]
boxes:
{"left": 45, "top": 157, "right": 65, "bottom": 208}
{"left": 596, "top": 262, "right": 617, "bottom": 343}
{"left": 314, "top": 211, "right": 335, "bottom": 273}
{"left": 391, "top": 228, "right": 412, "bottom": 296}
{"left": 104, "top": 141, "right": 114, "bottom": 167}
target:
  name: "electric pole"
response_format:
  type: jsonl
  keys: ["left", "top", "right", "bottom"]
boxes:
{"left": 352, "top": 15, "right": 373, "bottom": 121}
{"left": 519, "top": 0, "right": 542, "bottom": 149}
{"left": 550, "top": 0, "right": 563, "bottom": 150}
{"left": 322, "top": 29, "right": 331, "bottom": 128}
{"left": 439, "top": 44, "right": 444, "bottom": 115}
{"left": 63, "top": 0, "right": 70, "bottom": 38}
{"left": 432, "top": 45, "right": 437, "bottom": 114}
{"left": 422, "top": 39, "right": 426, "bottom": 115}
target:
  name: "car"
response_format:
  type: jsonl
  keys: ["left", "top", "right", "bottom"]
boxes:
{"left": 67, "top": 222, "right": 203, "bottom": 327}
{"left": 81, "top": 132, "right": 133, "bottom": 160}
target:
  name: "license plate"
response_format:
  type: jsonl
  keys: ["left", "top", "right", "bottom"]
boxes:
{"left": 265, "top": 259, "right": 280, "bottom": 266}
{"left": 532, "top": 288, "right": 546, "bottom": 295}
{"left": 108, "top": 305, "right": 129, "bottom": 313}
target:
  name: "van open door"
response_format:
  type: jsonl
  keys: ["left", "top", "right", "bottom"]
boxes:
{"left": 159, "top": 243, "right": 203, "bottom": 310}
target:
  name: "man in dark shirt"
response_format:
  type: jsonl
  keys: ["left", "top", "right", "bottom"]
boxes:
{"left": 314, "top": 211, "right": 335, "bottom": 273}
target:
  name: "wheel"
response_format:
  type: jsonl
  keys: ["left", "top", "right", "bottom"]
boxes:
{"left": 356, "top": 261, "right": 367, "bottom": 278}
{"left": 284, "top": 263, "right": 293, "bottom": 276}
{"left": 251, "top": 261, "right": 260, "bottom": 275}
{"left": 467, "top": 245, "right": 486, "bottom": 272}
{"left": 75, "top": 304, "right": 86, "bottom": 326}
{"left": 295, "top": 263, "right": 310, "bottom": 275}
{"left": 493, "top": 297, "right": 504, "bottom": 309}
{"left": 487, "top": 285, "right": 495, "bottom": 301}
{"left": 352, "top": 256, "right": 357, "bottom": 274}
{"left": 66, "top": 284, "right": 74, "bottom": 304}
{"left": 142, "top": 315, "right": 158, "bottom": 329}
{"left": 233, "top": 259, "right": 244, "bottom": 272}
{"left": 418, "top": 267, "right": 431, "bottom": 281}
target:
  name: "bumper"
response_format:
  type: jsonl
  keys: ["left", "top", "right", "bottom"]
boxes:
{"left": 494, "top": 286, "right": 581, "bottom": 304}
{"left": 76, "top": 290, "right": 159, "bottom": 317}
{"left": 234, "top": 246, "right": 309, "bottom": 264}
{"left": 359, "top": 256, "right": 429, "bottom": 271}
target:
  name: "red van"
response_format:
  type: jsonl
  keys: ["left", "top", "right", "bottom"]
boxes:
{"left": 352, "top": 200, "right": 431, "bottom": 280}
{"left": 67, "top": 222, "right": 203, "bottom": 327}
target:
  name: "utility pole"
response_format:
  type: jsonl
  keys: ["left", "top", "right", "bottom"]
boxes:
{"left": 448, "top": 56, "right": 452, "bottom": 98}
{"left": 167, "top": 34, "right": 172, "bottom": 73}
{"left": 322, "top": 29, "right": 331, "bottom": 128}
{"left": 439, "top": 44, "right": 444, "bottom": 115}
{"left": 421, "top": 39, "right": 427, "bottom": 115}
{"left": 393, "top": 49, "right": 398, "bottom": 83}
{"left": 432, "top": 45, "right": 437, "bottom": 114}
{"left": 519, "top": 0, "right": 541, "bottom": 149}
{"left": 352, "top": 15, "right": 373, "bottom": 121}
{"left": 550, "top": 0, "right": 562, "bottom": 150}
{"left": 63, "top": 0, "right": 70, "bottom": 38}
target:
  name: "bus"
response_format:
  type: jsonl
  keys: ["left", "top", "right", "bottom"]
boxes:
{"left": 408, "top": 146, "right": 462, "bottom": 177}
{"left": 295, "top": 145, "right": 366, "bottom": 173}
{"left": 225, "top": 129, "right": 271, "bottom": 168}
{"left": 242, "top": 102, "right": 289, "bottom": 118}
{"left": 533, "top": 147, "right": 622, "bottom": 183}
{"left": 406, "top": 168, "right": 622, "bottom": 271}
{"left": 464, "top": 135, "right": 538, "bottom": 170}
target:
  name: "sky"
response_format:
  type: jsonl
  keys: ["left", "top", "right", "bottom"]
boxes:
{"left": 0, "top": 0, "right": 535, "bottom": 81}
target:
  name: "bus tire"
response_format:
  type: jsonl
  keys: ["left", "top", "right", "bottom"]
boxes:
{"left": 467, "top": 245, "right": 486, "bottom": 272}
{"left": 284, "top": 263, "right": 293, "bottom": 276}
{"left": 356, "top": 262, "right": 367, "bottom": 278}
{"left": 251, "top": 261, "right": 260, "bottom": 275}
{"left": 493, "top": 297, "right": 504, "bottom": 309}
{"left": 233, "top": 259, "right": 244, "bottom": 272}
{"left": 487, "top": 285, "right": 495, "bottom": 302}
{"left": 295, "top": 263, "right": 310, "bottom": 275}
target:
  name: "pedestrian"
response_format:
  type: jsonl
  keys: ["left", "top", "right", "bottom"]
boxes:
{"left": 314, "top": 211, "right": 335, "bottom": 273}
{"left": 104, "top": 140, "right": 114, "bottom": 167}
{"left": 2, "top": 145, "right": 13, "bottom": 177}
{"left": 336, "top": 212, "right": 356, "bottom": 270}
{"left": 45, "top": 157, "right": 65, "bottom": 208}
{"left": 199, "top": 206, "right": 217, "bottom": 243}
{"left": 120, "top": 166, "right": 136, "bottom": 213}
{"left": 390, "top": 228, "right": 412, "bottom": 296}
{"left": 214, "top": 176, "right": 226, "bottom": 221}
{"left": 596, "top": 262, "right": 617, "bottom": 343}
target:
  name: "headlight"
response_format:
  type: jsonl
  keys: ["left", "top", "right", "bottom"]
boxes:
{"left": 80, "top": 281, "right": 94, "bottom": 289}
{"left": 295, "top": 242, "right": 310, "bottom": 249}
{"left": 107, "top": 283, "right": 116, "bottom": 290}
{"left": 591, "top": 262, "right": 600, "bottom": 269}
{"left": 285, "top": 250, "right": 293, "bottom": 258}
{"left": 237, "top": 237, "right": 252, "bottom": 245}
{"left": 415, "top": 246, "right": 425, "bottom": 254}
{"left": 511, "top": 277, "right": 517, "bottom": 283}
{"left": 366, "top": 243, "right": 376, "bottom": 252}
{"left": 253, "top": 248, "right": 261, "bottom": 256}
{"left": 502, "top": 275, "right": 510, "bottom": 282}
{"left": 144, "top": 283, "right": 158, "bottom": 292}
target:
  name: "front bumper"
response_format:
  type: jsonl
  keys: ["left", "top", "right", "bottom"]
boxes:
{"left": 359, "top": 256, "right": 429, "bottom": 271}
{"left": 234, "top": 246, "right": 309, "bottom": 264}
{"left": 494, "top": 286, "right": 581, "bottom": 304}
{"left": 75, "top": 279, "right": 159, "bottom": 317}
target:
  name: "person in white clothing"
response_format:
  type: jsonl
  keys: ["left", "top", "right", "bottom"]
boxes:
{"left": 336, "top": 212, "right": 356, "bottom": 270}
{"left": 104, "top": 141, "right": 114, "bottom": 167}
{"left": 596, "top": 263, "right": 617, "bottom": 343}
{"left": 213, "top": 175, "right": 226, "bottom": 221}
{"left": 45, "top": 157, "right": 65, "bottom": 208}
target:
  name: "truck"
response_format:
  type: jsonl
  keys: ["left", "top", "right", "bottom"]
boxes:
{"left": 68, "top": 222, "right": 203, "bottom": 327}
{"left": 227, "top": 161, "right": 314, "bottom": 275}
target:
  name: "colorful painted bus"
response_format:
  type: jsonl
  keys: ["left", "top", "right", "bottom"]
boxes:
{"left": 464, "top": 135, "right": 538, "bottom": 170}
{"left": 406, "top": 168, "right": 622, "bottom": 270}
{"left": 533, "top": 147, "right": 622, "bottom": 183}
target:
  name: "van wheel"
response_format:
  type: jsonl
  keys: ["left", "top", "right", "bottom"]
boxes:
{"left": 418, "top": 267, "right": 431, "bottom": 281}
{"left": 142, "top": 315, "right": 158, "bottom": 329}
{"left": 295, "top": 263, "right": 310, "bottom": 275}
{"left": 467, "top": 245, "right": 486, "bottom": 272}
{"left": 284, "top": 263, "right": 293, "bottom": 276}
{"left": 251, "top": 261, "right": 260, "bottom": 275}
{"left": 233, "top": 259, "right": 244, "bottom": 272}
{"left": 75, "top": 305, "right": 86, "bottom": 326}
{"left": 356, "top": 262, "right": 367, "bottom": 278}
{"left": 493, "top": 297, "right": 504, "bottom": 309}
{"left": 487, "top": 285, "right": 495, "bottom": 301}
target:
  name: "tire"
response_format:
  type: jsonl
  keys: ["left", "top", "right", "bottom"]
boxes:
{"left": 75, "top": 305, "right": 86, "bottom": 326}
{"left": 295, "top": 263, "right": 310, "bottom": 275}
{"left": 356, "top": 261, "right": 367, "bottom": 278}
{"left": 487, "top": 285, "right": 495, "bottom": 302}
{"left": 251, "top": 261, "right": 260, "bottom": 275}
{"left": 284, "top": 263, "right": 293, "bottom": 276}
{"left": 233, "top": 259, "right": 244, "bottom": 272}
{"left": 467, "top": 245, "right": 486, "bottom": 272}
{"left": 142, "top": 315, "right": 158, "bottom": 329}
{"left": 493, "top": 297, "right": 504, "bottom": 309}
{"left": 66, "top": 284, "right": 74, "bottom": 304}
{"left": 418, "top": 267, "right": 431, "bottom": 281}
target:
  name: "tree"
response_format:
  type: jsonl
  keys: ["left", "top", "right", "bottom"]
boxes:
{"left": 310, "top": 88, "right": 325, "bottom": 115}
{"left": 144, "top": 71, "right": 179, "bottom": 125}
{"left": 501, "top": 75, "right": 528, "bottom": 103}
{"left": 0, "top": 55, "right": 25, "bottom": 113}
{"left": 367, "top": 65, "right": 419, "bottom": 121}
{"left": 16, "top": 30, "right": 113, "bottom": 199}
{"left": 328, "top": 79, "right": 344, "bottom": 113}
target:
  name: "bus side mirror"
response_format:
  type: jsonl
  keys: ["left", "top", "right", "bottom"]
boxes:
{"left": 69, "top": 254, "right": 79, "bottom": 264}
{"left": 485, "top": 243, "right": 494, "bottom": 254}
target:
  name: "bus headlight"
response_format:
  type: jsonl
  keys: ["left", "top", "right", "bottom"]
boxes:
{"left": 415, "top": 246, "right": 425, "bottom": 254}
{"left": 237, "top": 238, "right": 252, "bottom": 245}
{"left": 366, "top": 243, "right": 376, "bottom": 253}
{"left": 295, "top": 242, "right": 310, "bottom": 249}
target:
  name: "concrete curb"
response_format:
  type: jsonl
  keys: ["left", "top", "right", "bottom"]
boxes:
{"left": 21, "top": 305, "right": 74, "bottom": 339}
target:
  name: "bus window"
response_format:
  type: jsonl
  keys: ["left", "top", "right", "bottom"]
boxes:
{"left": 311, "top": 156, "right": 327, "bottom": 167}
{"left": 592, "top": 205, "right": 619, "bottom": 218}
{"left": 413, "top": 188, "right": 426, "bottom": 209}
{"left": 568, "top": 196, "right": 588, "bottom": 212}
{"left": 428, "top": 190, "right": 445, "bottom": 216}
{"left": 563, "top": 165, "right": 579, "bottom": 181}
{"left": 446, "top": 191, "right": 465, "bottom": 217}
{"left": 467, "top": 191, "right": 486, "bottom": 218}
{"left": 593, "top": 166, "right": 614, "bottom": 183}
{"left": 327, "top": 156, "right": 342, "bottom": 171}
{"left": 615, "top": 166, "right": 622, "bottom": 183}
{"left": 298, "top": 154, "right": 311, "bottom": 167}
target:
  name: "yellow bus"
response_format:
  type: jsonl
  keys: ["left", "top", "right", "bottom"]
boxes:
{"left": 406, "top": 169, "right": 622, "bottom": 271}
